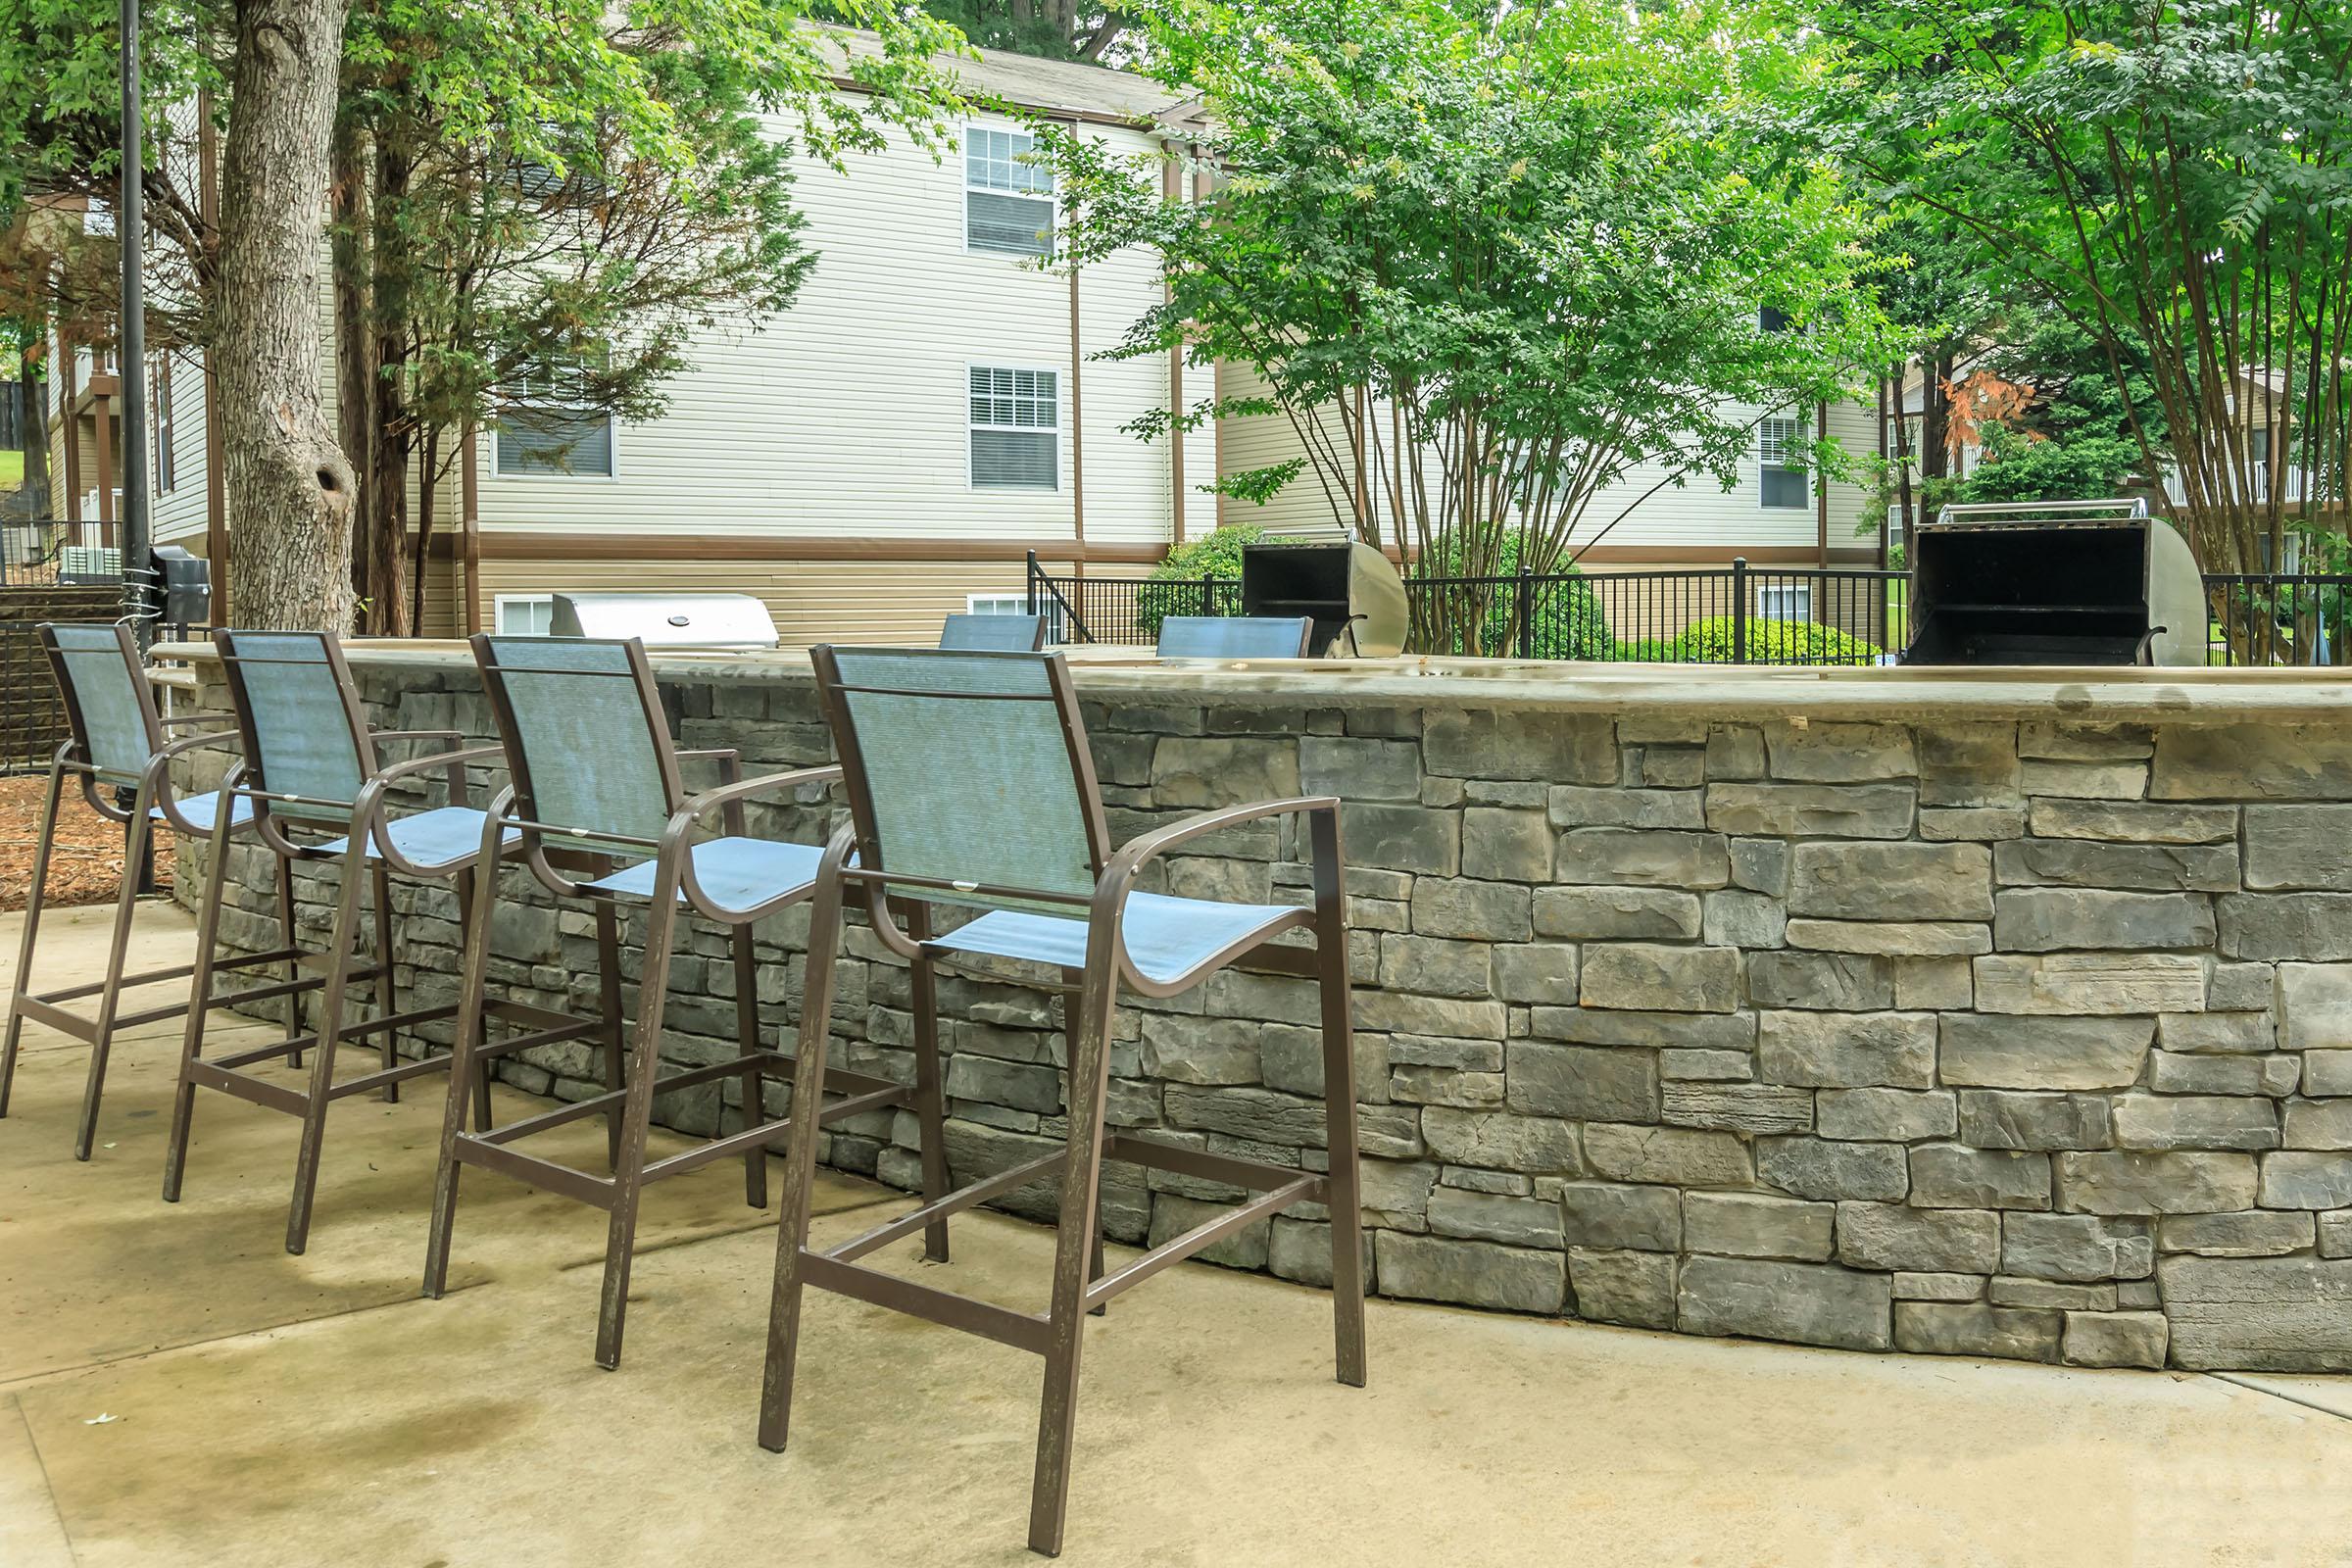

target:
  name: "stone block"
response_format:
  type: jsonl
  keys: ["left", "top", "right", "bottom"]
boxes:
{"left": 1836, "top": 1202, "right": 2000, "bottom": 1273}
{"left": 1764, "top": 721, "right": 1917, "bottom": 783}
{"left": 1704, "top": 783, "right": 1916, "bottom": 840}
{"left": 1558, "top": 1181, "right": 1681, "bottom": 1251}
{"left": 1419, "top": 1109, "right": 1581, "bottom": 1174}
{"left": 1504, "top": 1042, "right": 1659, "bottom": 1122}
{"left": 1137, "top": 1013, "right": 1262, "bottom": 1086}
{"left": 1391, "top": 1036, "right": 1504, "bottom": 1072}
{"left": 1758, "top": 1010, "right": 1936, "bottom": 1090}
{"left": 2157, "top": 1012, "right": 2278, "bottom": 1054}
{"left": 1817, "top": 1088, "right": 1957, "bottom": 1143}
{"left": 1684, "top": 1192, "right": 1836, "bottom": 1261}
{"left": 1267, "top": 1217, "right": 1373, "bottom": 1291}
{"left": 1427, "top": 1186, "right": 1566, "bottom": 1250}
{"left": 1410, "top": 878, "right": 1533, "bottom": 943}
{"left": 1705, "top": 724, "right": 1767, "bottom": 780}
{"left": 2309, "top": 1054, "right": 2352, "bottom": 1098}
{"left": 2148, "top": 1052, "right": 2276, "bottom": 1097}
{"left": 2021, "top": 760, "right": 2147, "bottom": 800}
{"left": 2159, "top": 1209, "right": 2314, "bottom": 1257}
{"left": 1377, "top": 934, "right": 1493, "bottom": 999}
{"left": 2161, "top": 1254, "right": 2352, "bottom": 1370}
{"left": 2113, "top": 1093, "right": 2279, "bottom": 1152}
{"left": 2063, "top": 1311, "right": 2169, "bottom": 1369}
{"left": 2244, "top": 805, "right": 2352, "bottom": 891}
{"left": 1389, "top": 1065, "right": 1505, "bottom": 1108}
{"left": 1355, "top": 992, "right": 1507, "bottom": 1040}
{"left": 1164, "top": 1085, "right": 1329, "bottom": 1148}
{"left": 1993, "top": 839, "right": 2239, "bottom": 893}
{"left": 1527, "top": 1008, "right": 1756, "bottom": 1053}
{"left": 1785, "top": 920, "right": 1992, "bottom": 957}
{"left": 1918, "top": 723, "right": 2022, "bottom": 808}
{"left": 1894, "top": 1301, "right": 2063, "bottom": 1362}
{"left": 2002, "top": 1212, "right": 2154, "bottom": 1282}
{"left": 1730, "top": 838, "right": 1790, "bottom": 897}
{"left": 1375, "top": 1232, "right": 1567, "bottom": 1314}
{"left": 2055, "top": 1152, "right": 2259, "bottom": 1214}
{"left": 1938, "top": 1014, "right": 2153, "bottom": 1091}
{"left": 1491, "top": 944, "right": 1579, "bottom": 1006}
{"left": 1545, "top": 785, "right": 1705, "bottom": 831}
{"left": 2028, "top": 799, "right": 2238, "bottom": 844}
{"left": 2282, "top": 963, "right": 2352, "bottom": 1052}
{"left": 2220, "top": 895, "right": 2352, "bottom": 961}
{"left": 1909, "top": 1145, "right": 2053, "bottom": 1209}
{"left": 1555, "top": 828, "right": 1730, "bottom": 890}
{"left": 1702, "top": 889, "right": 1787, "bottom": 949}
{"left": 1152, "top": 738, "right": 1301, "bottom": 808}
{"left": 1298, "top": 736, "right": 1421, "bottom": 802}
{"left": 1640, "top": 749, "right": 1707, "bottom": 789}
{"left": 2323, "top": 1210, "right": 2352, "bottom": 1258}
{"left": 1788, "top": 842, "right": 1993, "bottom": 922}
{"left": 1357, "top": 1159, "right": 1441, "bottom": 1227}
{"left": 1895, "top": 956, "right": 1974, "bottom": 1011}
{"left": 1532, "top": 886, "right": 1701, "bottom": 940}
{"left": 1677, "top": 1256, "right": 1892, "bottom": 1351}
{"left": 946, "top": 1054, "right": 1063, "bottom": 1115}
{"left": 2019, "top": 721, "right": 2152, "bottom": 761}
{"left": 2260, "top": 1152, "right": 2352, "bottom": 1209}
{"left": 1423, "top": 709, "right": 1618, "bottom": 784}
{"left": 1584, "top": 1123, "right": 1753, "bottom": 1187}
{"left": 1566, "top": 1249, "right": 1677, "bottom": 1330}
{"left": 1992, "top": 890, "right": 2217, "bottom": 952}
{"left": 1974, "top": 954, "right": 2205, "bottom": 1015}
{"left": 1460, "top": 808, "right": 1553, "bottom": 883}
{"left": 1258, "top": 1024, "right": 1391, "bottom": 1104}
{"left": 2286, "top": 1099, "right": 2352, "bottom": 1151}
{"left": 2153, "top": 724, "right": 2352, "bottom": 803}
{"left": 1743, "top": 952, "right": 1890, "bottom": 1013}
{"left": 1662, "top": 1049, "right": 1753, "bottom": 1082}
{"left": 1758, "top": 1137, "right": 1907, "bottom": 1202}
{"left": 1661, "top": 1082, "right": 1813, "bottom": 1135}
{"left": 1581, "top": 944, "right": 1739, "bottom": 1014}
{"left": 1341, "top": 803, "right": 1460, "bottom": 876}
{"left": 1894, "top": 1272, "right": 1986, "bottom": 1301}
{"left": 1921, "top": 808, "right": 2026, "bottom": 842}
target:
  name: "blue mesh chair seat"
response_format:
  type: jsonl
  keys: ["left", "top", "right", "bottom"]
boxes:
{"left": 1155, "top": 614, "right": 1315, "bottom": 659}
{"left": 758, "top": 645, "right": 1366, "bottom": 1556}
{"left": 163, "top": 628, "right": 555, "bottom": 1258}
{"left": 5, "top": 622, "right": 298, "bottom": 1162}
{"left": 939, "top": 612, "right": 1048, "bottom": 652}
{"left": 421, "top": 633, "right": 930, "bottom": 1373}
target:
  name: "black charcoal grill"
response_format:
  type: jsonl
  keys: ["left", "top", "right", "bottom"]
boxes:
{"left": 1240, "top": 539, "right": 1409, "bottom": 657}
{"left": 1902, "top": 501, "right": 2207, "bottom": 666}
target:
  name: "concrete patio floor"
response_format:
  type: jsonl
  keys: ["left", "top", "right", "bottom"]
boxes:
{"left": 8, "top": 903, "right": 2352, "bottom": 1566}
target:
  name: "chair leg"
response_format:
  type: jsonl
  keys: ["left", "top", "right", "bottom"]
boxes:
{"left": 905, "top": 912, "right": 952, "bottom": 1264}
{"left": 74, "top": 785, "right": 152, "bottom": 1160}
{"left": 1028, "top": 952, "right": 1123, "bottom": 1558}
{"left": 596, "top": 873, "right": 684, "bottom": 1370}
{"left": 284, "top": 843, "right": 368, "bottom": 1255}
{"left": 163, "top": 808, "right": 244, "bottom": 1204}
{"left": 594, "top": 901, "right": 625, "bottom": 1172}
{"left": 453, "top": 866, "right": 493, "bottom": 1134}
{"left": 1, "top": 758, "right": 66, "bottom": 1121}
{"left": 759, "top": 857, "right": 848, "bottom": 1453}
{"left": 731, "top": 922, "right": 766, "bottom": 1209}
{"left": 1311, "top": 809, "right": 1368, "bottom": 1389}
{"left": 274, "top": 855, "right": 304, "bottom": 1070}
{"left": 371, "top": 862, "right": 400, "bottom": 1103}
{"left": 423, "top": 843, "right": 504, "bottom": 1299}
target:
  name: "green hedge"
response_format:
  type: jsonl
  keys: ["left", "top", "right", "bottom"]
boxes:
{"left": 1137, "top": 523, "right": 1297, "bottom": 639}
{"left": 1645, "top": 615, "right": 1883, "bottom": 664}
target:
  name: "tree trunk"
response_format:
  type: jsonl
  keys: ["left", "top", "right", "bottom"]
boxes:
{"left": 21, "top": 356, "right": 52, "bottom": 515}
{"left": 330, "top": 110, "right": 376, "bottom": 618}
{"left": 365, "top": 133, "right": 412, "bottom": 636}
{"left": 409, "top": 424, "right": 438, "bottom": 634}
{"left": 1917, "top": 351, "right": 1952, "bottom": 537}
{"left": 216, "top": 0, "right": 358, "bottom": 632}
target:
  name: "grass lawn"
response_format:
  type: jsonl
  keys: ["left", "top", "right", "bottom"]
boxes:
{"left": 0, "top": 449, "right": 22, "bottom": 488}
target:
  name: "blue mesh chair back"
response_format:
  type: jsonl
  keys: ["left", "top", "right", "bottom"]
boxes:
{"left": 818, "top": 647, "right": 1105, "bottom": 913}
{"left": 42, "top": 623, "right": 160, "bottom": 785}
{"left": 1156, "top": 615, "right": 1314, "bottom": 659}
{"left": 216, "top": 630, "right": 370, "bottom": 823}
{"left": 473, "top": 636, "right": 681, "bottom": 855}
{"left": 939, "top": 612, "right": 1047, "bottom": 652}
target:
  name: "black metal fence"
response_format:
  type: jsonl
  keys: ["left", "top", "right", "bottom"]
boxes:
{"left": 1025, "top": 552, "right": 2352, "bottom": 667}
{"left": 3, "top": 519, "right": 122, "bottom": 588}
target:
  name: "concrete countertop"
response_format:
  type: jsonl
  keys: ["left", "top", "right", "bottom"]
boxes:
{"left": 153, "top": 638, "right": 2352, "bottom": 724}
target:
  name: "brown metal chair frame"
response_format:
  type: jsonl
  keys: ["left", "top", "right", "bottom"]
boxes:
{"left": 161, "top": 629, "right": 590, "bottom": 1255}
{"left": 420, "top": 632, "right": 941, "bottom": 1370}
{"left": 3, "top": 622, "right": 317, "bottom": 1160}
{"left": 759, "top": 647, "right": 1366, "bottom": 1557}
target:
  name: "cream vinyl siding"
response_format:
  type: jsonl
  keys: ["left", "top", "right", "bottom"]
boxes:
{"left": 151, "top": 351, "right": 210, "bottom": 544}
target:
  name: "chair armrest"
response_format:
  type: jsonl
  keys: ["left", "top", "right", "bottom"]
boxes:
{"left": 675, "top": 747, "right": 746, "bottom": 828}
{"left": 349, "top": 746, "right": 510, "bottom": 877}
{"left": 369, "top": 728, "right": 465, "bottom": 746}
{"left": 1092, "top": 796, "right": 1342, "bottom": 991}
{"left": 142, "top": 730, "right": 245, "bottom": 835}
{"left": 1102, "top": 796, "right": 1338, "bottom": 882}
{"left": 158, "top": 710, "right": 235, "bottom": 728}
{"left": 661, "top": 764, "right": 842, "bottom": 916}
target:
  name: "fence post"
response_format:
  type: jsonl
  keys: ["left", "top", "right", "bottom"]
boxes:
{"left": 1202, "top": 571, "right": 1217, "bottom": 617}
{"left": 1025, "top": 550, "right": 1039, "bottom": 615}
{"left": 1515, "top": 559, "right": 1535, "bottom": 660}
{"left": 1731, "top": 557, "right": 1749, "bottom": 664}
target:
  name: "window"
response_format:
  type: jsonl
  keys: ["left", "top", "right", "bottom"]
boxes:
{"left": 1758, "top": 306, "right": 1793, "bottom": 334}
{"left": 965, "top": 126, "right": 1054, "bottom": 257}
{"left": 969, "top": 367, "right": 1058, "bottom": 489}
{"left": 495, "top": 361, "right": 614, "bottom": 478}
{"left": 1759, "top": 416, "right": 1808, "bottom": 510}
{"left": 494, "top": 594, "right": 555, "bottom": 635}
{"left": 970, "top": 591, "right": 1063, "bottom": 640}
{"left": 151, "top": 355, "right": 175, "bottom": 494}
{"left": 1756, "top": 584, "right": 1813, "bottom": 622}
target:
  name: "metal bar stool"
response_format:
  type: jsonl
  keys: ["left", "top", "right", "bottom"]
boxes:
{"left": 161, "top": 629, "right": 586, "bottom": 1253}
{"left": 939, "top": 612, "right": 1048, "bottom": 651}
{"left": 3, "top": 622, "right": 313, "bottom": 1159}
{"left": 758, "top": 646, "right": 1366, "bottom": 1557}
{"left": 1155, "top": 614, "right": 1315, "bottom": 658}
{"left": 421, "top": 634, "right": 944, "bottom": 1370}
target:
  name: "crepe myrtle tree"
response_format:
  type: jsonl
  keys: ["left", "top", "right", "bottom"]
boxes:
{"left": 1041, "top": 0, "right": 1890, "bottom": 654}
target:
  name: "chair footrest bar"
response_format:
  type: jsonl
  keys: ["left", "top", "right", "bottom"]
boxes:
{"left": 12, "top": 996, "right": 93, "bottom": 1041}
{"left": 202, "top": 970, "right": 340, "bottom": 1012}
{"left": 640, "top": 1115, "right": 803, "bottom": 1183}
{"left": 1102, "top": 1133, "right": 1311, "bottom": 1197}
{"left": 32, "top": 946, "right": 304, "bottom": 1006}
{"left": 452, "top": 1134, "right": 615, "bottom": 1208}
{"left": 326, "top": 1052, "right": 466, "bottom": 1098}
{"left": 826, "top": 1150, "right": 1068, "bottom": 1265}
{"left": 1085, "top": 1176, "right": 1323, "bottom": 1310}
{"left": 799, "top": 1250, "right": 1050, "bottom": 1355}
{"left": 183, "top": 1058, "right": 310, "bottom": 1116}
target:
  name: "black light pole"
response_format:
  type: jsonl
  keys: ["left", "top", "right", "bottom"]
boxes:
{"left": 118, "top": 0, "right": 150, "bottom": 648}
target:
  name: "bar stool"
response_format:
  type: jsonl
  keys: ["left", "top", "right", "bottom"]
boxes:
{"left": 161, "top": 629, "right": 585, "bottom": 1254}
{"left": 758, "top": 646, "right": 1366, "bottom": 1557}
{"left": 422, "top": 634, "right": 944, "bottom": 1370}
{"left": 1155, "top": 614, "right": 1315, "bottom": 658}
{"left": 3, "top": 622, "right": 310, "bottom": 1159}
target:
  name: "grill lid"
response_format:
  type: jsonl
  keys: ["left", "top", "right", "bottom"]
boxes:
{"left": 548, "top": 592, "right": 780, "bottom": 651}
{"left": 1240, "top": 540, "right": 1409, "bottom": 657}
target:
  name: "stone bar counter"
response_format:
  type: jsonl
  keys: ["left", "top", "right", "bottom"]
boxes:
{"left": 162, "top": 643, "right": 2352, "bottom": 1372}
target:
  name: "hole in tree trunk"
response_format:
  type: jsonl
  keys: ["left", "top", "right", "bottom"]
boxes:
{"left": 318, "top": 467, "right": 341, "bottom": 493}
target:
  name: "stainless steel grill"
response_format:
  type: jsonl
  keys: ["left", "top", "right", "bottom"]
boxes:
{"left": 1902, "top": 501, "right": 2208, "bottom": 666}
{"left": 548, "top": 592, "right": 780, "bottom": 652}
{"left": 1240, "top": 540, "right": 1410, "bottom": 657}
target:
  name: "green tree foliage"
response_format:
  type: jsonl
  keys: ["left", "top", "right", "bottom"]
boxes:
{"left": 1044, "top": 0, "right": 1890, "bottom": 656}
{"left": 924, "top": 1, "right": 1130, "bottom": 61}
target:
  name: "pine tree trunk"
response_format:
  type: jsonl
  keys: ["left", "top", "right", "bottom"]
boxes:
{"left": 365, "top": 134, "right": 413, "bottom": 636}
{"left": 330, "top": 111, "right": 377, "bottom": 621}
{"left": 217, "top": 0, "right": 358, "bottom": 632}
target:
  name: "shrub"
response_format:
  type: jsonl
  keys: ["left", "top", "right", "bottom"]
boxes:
{"left": 1614, "top": 636, "right": 1683, "bottom": 662}
{"left": 1136, "top": 522, "right": 1296, "bottom": 638}
{"left": 1665, "top": 615, "right": 1884, "bottom": 665}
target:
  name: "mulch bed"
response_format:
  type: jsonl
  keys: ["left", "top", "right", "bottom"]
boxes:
{"left": 0, "top": 774, "right": 175, "bottom": 913}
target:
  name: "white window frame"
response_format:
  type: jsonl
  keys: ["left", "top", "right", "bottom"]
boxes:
{"left": 491, "top": 360, "right": 620, "bottom": 481}
{"left": 965, "top": 593, "right": 1030, "bottom": 614}
{"left": 966, "top": 363, "right": 1061, "bottom": 492}
{"left": 1756, "top": 584, "right": 1813, "bottom": 623}
{"left": 962, "top": 123, "right": 1055, "bottom": 259}
{"left": 493, "top": 593, "right": 557, "bottom": 635}
{"left": 1758, "top": 416, "right": 1810, "bottom": 511}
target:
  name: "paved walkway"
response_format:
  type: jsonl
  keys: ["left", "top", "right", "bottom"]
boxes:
{"left": 7, "top": 903, "right": 2352, "bottom": 1566}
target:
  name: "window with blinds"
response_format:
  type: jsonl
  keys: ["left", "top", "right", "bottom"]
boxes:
{"left": 496, "top": 360, "right": 614, "bottom": 477}
{"left": 965, "top": 127, "right": 1054, "bottom": 257}
{"left": 969, "top": 367, "right": 1058, "bottom": 490}
{"left": 1759, "top": 416, "right": 1808, "bottom": 510}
